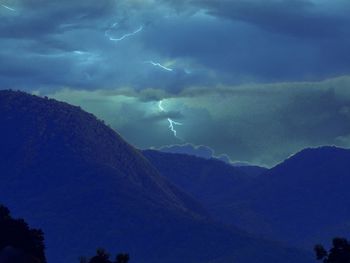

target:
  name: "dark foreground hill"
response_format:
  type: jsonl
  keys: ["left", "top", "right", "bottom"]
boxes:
{"left": 145, "top": 146, "right": 350, "bottom": 250}
{"left": 0, "top": 90, "right": 311, "bottom": 263}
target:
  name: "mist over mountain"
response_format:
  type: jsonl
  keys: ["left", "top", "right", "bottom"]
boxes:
{"left": 0, "top": 90, "right": 311, "bottom": 263}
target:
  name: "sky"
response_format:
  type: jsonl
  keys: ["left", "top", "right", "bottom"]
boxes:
{"left": 1, "top": 0, "right": 350, "bottom": 167}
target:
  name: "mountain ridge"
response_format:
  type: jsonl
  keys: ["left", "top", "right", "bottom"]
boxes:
{"left": 145, "top": 144, "right": 350, "bottom": 250}
{"left": 0, "top": 90, "right": 312, "bottom": 263}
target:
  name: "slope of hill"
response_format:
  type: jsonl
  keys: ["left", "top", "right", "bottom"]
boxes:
{"left": 145, "top": 146, "right": 350, "bottom": 250}
{"left": 247, "top": 146, "right": 350, "bottom": 248}
{"left": 234, "top": 165, "right": 268, "bottom": 177}
{"left": 143, "top": 150, "right": 256, "bottom": 205}
{"left": 0, "top": 90, "right": 311, "bottom": 263}
{"left": 143, "top": 150, "right": 270, "bottom": 237}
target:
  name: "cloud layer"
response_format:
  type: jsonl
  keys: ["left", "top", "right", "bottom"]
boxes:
{"left": 2, "top": 0, "right": 350, "bottom": 90}
{"left": 1, "top": 0, "right": 350, "bottom": 166}
{"left": 49, "top": 76, "right": 350, "bottom": 166}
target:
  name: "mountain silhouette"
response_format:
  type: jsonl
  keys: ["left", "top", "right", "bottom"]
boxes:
{"left": 246, "top": 146, "right": 350, "bottom": 248}
{"left": 145, "top": 146, "right": 350, "bottom": 250}
{"left": 143, "top": 150, "right": 256, "bottom": 207}
{"left": 143, "top": 150, "right": 267, "bottom": 236}
{"left": 0, "top": 90, "right": 311, "bottom": 263}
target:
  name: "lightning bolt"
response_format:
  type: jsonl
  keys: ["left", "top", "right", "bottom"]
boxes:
{"left": 145, "top": 61, "right": 173, "bottom": 72}
{"left": 105, "top": 24, "right": 143, "bottom": 42}
{"left": 167, "top": 119, "right": 182, "bottom": 138}
{"left": 1, "top": 4, "right": 15, "bottom": 11}
{"left": 158, "top": 100, "right": 183, "bottom": 139}
{"left": 158, "top": 100, "right": 165, "bottom": 111}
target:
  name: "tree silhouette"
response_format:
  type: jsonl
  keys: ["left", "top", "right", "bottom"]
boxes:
{"left": 115, "top": 253, "right": 130, "bottom": 263}
{"left": 82, "top": 249, "right": 130, "bottom": 263}
{"left": 0, "top": 204, "right": 46, "bottom": 263}
{"left": 315, "top": 237, "right": 350, "bottom": 263}
{"left": 89, "top": 248, "right": 112, "bottom": 263}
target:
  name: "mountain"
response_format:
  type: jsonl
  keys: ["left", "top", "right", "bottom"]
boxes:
{"left": 158, "top": 144, "right": 216, "bottom": 159}
{"left": 0, "top": 90, "right": 311, "bottom": 263}
{"left": 244, "top": 146, "right": 350, "bottom": 248}
{"left": 143, "top": 150, "right": 268, "bottom": 236}
{"left": 145, "top": 146, "right": 350, "bottom": 250}
{"left": 231, "top": 165, "right": 268, "bottom": 177}
{"left": 157, "top": 144, "right": 233, "bottom": 164}
{"left": 143, "top": 150, "right": 257, "bottom": 206}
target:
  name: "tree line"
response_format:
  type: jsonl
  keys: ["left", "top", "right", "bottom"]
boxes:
{"left": 2, "top": 203, "right": 350, "bottom": 263}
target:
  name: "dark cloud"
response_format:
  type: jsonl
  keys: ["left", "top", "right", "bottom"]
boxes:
{"left": 2, "top": 0, "right": 350, "bottom": 165}
{"left": 0, "top": 0, "right": 116, "bottom": 38}
{"left": 205, "top": 0, "right": 346, "bottom": 38}
{"left": 141, "top": 10, "right": 350, "bottom": 83}
{"left": 1, "top": 0, "right": 350, "bottom": 90}
{"left": 163, "top": 0, "right": 350, "bottom": 38}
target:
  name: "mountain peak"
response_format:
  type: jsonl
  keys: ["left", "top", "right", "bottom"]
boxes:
{"left": 272, "top": 146, "right": 350, "bottom": 173}
{"left": 0, "top": 90, "right": 313, "bottom": 263}
{"left": 0, "top": 90, "right": 207, "bottom": 216}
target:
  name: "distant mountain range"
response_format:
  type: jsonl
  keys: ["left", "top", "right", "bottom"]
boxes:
{"left": 157, "top": 144, "right": 233, "bottom": 164}
{"left": 144, "top": 146, "right": 350, "bottom": 250}
{"left": 143, "top": 150, "right": 259, "bottom": 207}
{"left": 157, "top": 143, "right": 268, "bottom": 167}
{"left": 0, "top": 90, "right": 311, "bottom": 263}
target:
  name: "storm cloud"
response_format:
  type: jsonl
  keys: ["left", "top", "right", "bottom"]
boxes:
{"left": 49, "top": 76, "right": 350, "bottom": 166}
{"left": 1, "top": 0, "right": 350, "bottom": 166}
